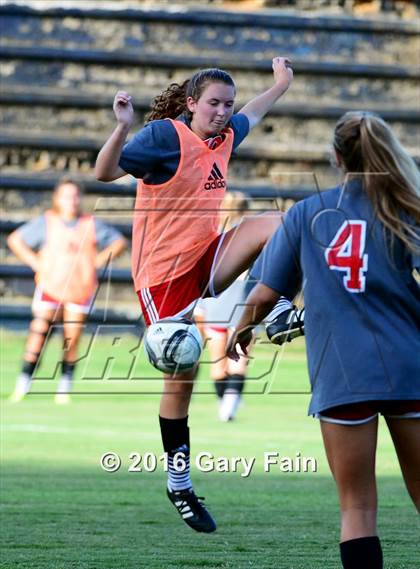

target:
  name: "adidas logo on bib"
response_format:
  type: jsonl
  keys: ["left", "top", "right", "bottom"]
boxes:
{"left": 204, "top": 163, "right": 226, "bottom": 191}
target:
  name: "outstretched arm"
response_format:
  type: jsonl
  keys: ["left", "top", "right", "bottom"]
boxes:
{"left": 226, "top": 282, "right": 280, "bottom": 360}
{"left": 239, "top": 57, "right": 293, "bottom": 130}
{"left": 95, "top": 91, "right": 133, "bottom": 182}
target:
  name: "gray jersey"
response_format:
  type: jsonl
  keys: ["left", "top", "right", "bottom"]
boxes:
{"left": 252, "top": 179, "right": 420, "bottom": 414}
{"left": 17, "top": 215, "right": 124, "bottom": 252}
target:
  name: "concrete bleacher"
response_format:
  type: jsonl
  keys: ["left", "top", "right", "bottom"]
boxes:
{"left": 1, "top": 1, "right": 419, "bottom": 323}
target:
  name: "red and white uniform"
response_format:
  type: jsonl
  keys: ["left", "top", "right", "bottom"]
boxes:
{"left": 133, "top": 119, "right": 234, "bottom": 325}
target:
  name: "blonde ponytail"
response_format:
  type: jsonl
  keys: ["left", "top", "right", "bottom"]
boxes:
{"left": 334, "top": 111, "right": 420, "bottom": 252}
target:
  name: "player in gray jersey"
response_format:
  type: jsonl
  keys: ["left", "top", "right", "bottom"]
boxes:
{"left": 227, "top": 112, "right": 419, "bottom": 569}
{"left": 8, "top": 178, "right": 126, "bottom": 404}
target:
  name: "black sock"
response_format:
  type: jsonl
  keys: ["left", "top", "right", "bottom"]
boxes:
{"left": 159, "top": 415, "right": 190, "bottom": 453}
{"left": 159, "top": 416, "right": 191, "bottom": 491}
{"left": 340, "top": 536, "right": 383, "bottom": 569}
{"left": 22, "top": 360, "right": 37, "bottom": 376}
{"left": 226, "top": 374, "right": 245, "bottom": 394}
{"left": 214, "top": 377, "right": 227, "bottom": 399}
{"left": 62, "top": 361, "right": 76, "bottom": 377}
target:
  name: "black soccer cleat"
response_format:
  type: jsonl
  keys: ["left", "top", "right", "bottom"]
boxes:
{"left": 167, "top": 487, "right": 217, "bottom": 533}
{"left": 265, "top": 307, "right": 305, "bottom": 346}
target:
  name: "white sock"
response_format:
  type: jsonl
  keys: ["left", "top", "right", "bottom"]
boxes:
{"left": 14, "top": 373, "right": 32, "bottom": 394}
{"left": 167, "top": 444, "right": 192, "bottom": 492}
{"left": 56, "top": 374, "right": 72, "bottom": 394}
{"left": 266, "top": 297, "right": 293, "bottom": 322}
{"left": 219, "top": 390, "right": 242, "bottom": 422}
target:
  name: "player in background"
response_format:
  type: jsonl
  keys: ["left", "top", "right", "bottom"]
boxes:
{"left": 227, "top": 111, "right": 420, "bottom": 569}
{"left": 195, "top": 192, "right": 255, "bottom": 422}
{"left": 95, "top": 57, "right": 302, "bottom": 533}
{"left": 8, "top": 178, "right": 127, "bottom": 404}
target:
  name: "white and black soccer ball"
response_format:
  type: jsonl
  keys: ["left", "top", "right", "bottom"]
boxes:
{"left": 144, "top": 318, "right": 203, "bottom": 374}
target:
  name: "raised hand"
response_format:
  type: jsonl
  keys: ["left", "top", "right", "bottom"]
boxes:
{"left": 272, "top": 56, "right": 294, "bottom": 88}
{"left": 113, "top": 91, "right": 134, "bottom": 127}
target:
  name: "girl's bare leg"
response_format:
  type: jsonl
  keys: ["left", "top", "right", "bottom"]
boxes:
{"left": 159, "top": 369, "right": 196, "bottom": 419}
{"left": 320, "top": 418, "right": 379, "bottom": 542}
{"left": 212, "top": 213, "right": 282, "bottom": 294}
{"left": 385, "top": 417, "right": 420, "bottom": 511}
{"left": 62, "top": 308, "right": 86, "bottom": 364}
{"left": 25, "top": 307, "right": 59, "bottom": 363}
{"left": 55, "top": 309, "right": 87, "bottom": 402}
{"left": 10, "top": 307, "right": 59, "bottom": 401}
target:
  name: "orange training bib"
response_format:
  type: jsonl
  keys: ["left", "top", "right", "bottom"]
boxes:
{"left": 131, "top": 119, "right": 234, "bottom": 290}
{"left": 36, "top": 210, "right": 98, "bottom": 304}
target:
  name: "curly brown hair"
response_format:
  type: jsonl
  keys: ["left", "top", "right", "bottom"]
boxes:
{"left": 145, "top": 68, "right": 235, "bottom": 123}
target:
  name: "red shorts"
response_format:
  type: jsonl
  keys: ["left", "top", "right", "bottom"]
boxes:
{"left": 137, "top": 235, "right": 224, "bottom": 326}
{"left": 317, "top": 400, "right": 420, "bottom": 425}
{"left": 207, "top": 326, "right": 229, "bottom": 335}
{"left": 32, "top": 286, "right": 93, "bottom": 315}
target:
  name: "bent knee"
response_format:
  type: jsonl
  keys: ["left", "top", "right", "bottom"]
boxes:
{"left": 240, "top": 212, "right": 282, "bottom": 240}
{"left": 30, "top": 317, "right": 51, "bottom": 334}
{"left": 163, "top": 373, "right": 196, "bottom": 393}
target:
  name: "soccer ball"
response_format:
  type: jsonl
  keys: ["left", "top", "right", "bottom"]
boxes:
{"left": 144, "top": 318, "right": 203, "bottom": 374}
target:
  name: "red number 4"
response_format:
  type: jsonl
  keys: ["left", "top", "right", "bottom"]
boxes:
{"left": 325, "top": 220, "right": 368, "bottom": 293}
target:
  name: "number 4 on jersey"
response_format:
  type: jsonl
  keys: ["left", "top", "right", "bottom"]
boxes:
{"left": 325, "top": 220, "right": 368, "bottom": 293}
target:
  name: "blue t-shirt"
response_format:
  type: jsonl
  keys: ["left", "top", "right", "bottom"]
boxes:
{"left": 119, "top": 113, "right": 249, "bottom": 184}
{"left": 17, "top": 216, "right": 124, "bottom": 252}
{"left": 252, "top": 179, "right": 420, "bottom": 414}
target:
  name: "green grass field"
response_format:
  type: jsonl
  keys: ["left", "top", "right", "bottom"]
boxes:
{"left": 1, "top": 330, "right": 418, "bottom": 569}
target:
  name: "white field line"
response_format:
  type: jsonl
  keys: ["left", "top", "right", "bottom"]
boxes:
{"left": 2, "top": 423, "right": 159, "bottom": 438}
{"left": 1, "top": 424, "right": 297, "bottom": 448}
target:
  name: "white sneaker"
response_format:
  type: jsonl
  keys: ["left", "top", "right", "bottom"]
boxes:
{"left": 54, "top": 393, "right": 71, "bottom": 405}
{"left": 9, "top": 373, "right": 31, "bottom": 403}
{"left": 219, "top": 390, "right": 241, "bottom": 422}
{"left": 55, "top": 375, "right": 72, "bottom": 404}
